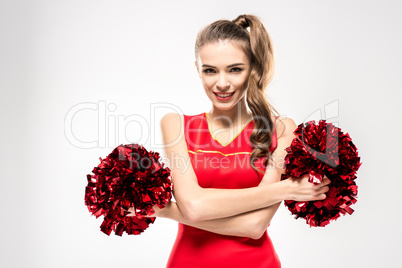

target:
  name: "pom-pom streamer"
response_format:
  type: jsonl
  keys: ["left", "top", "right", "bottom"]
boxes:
{"left": 281, "top": 120, "right": 362, "bottom": 227}
{"left": 85, "top": 144, "right": 173, "bottom": 235}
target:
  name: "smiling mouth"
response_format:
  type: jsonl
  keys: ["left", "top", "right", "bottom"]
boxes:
{"left": 214, "top": 92, "right": 235, "bottom": 98}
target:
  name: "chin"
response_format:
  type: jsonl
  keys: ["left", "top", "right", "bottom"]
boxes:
{"left": 214, "top": 103, "right": 235, "bottom": 110}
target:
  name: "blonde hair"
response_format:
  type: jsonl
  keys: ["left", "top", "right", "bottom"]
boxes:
{"left": 195, "top": 14, "right": 279, "bottom": 174}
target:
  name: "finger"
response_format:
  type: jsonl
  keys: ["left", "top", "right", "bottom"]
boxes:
{"left": 313, "top": 184, "right": 321, "bottom": 191}
{"left": 320, "top": 185, "right": 330, "bottom": 193}
{"left": 323, "top": 176, "right": 331, "bottom": 185}
{"left": 125, "top": 207, "right": 135, "bottom": 213}
{"left": 300, "top": 174, "right": 310, "bottom": 181}
{"left": 317, "top": 193, "right": 326, "bottom": 200}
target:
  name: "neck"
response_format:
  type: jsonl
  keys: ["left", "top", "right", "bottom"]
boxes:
{"left": 208, "top": 100, "right": 252, "bottom": 128}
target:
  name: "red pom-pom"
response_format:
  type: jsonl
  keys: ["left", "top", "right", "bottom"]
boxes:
{"left": 84, "top": 144, "right": 173, "bottom": 236}
{"left": 281, "top": 120, "right": 362, "bottom": 227}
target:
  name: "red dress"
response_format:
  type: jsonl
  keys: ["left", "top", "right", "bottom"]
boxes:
{"left": 166, "top": 112, "right": 281, "bottom": 268}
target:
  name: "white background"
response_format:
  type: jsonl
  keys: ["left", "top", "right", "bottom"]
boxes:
{"left": 1, "top": 0, "right": 401, "bottom": 267}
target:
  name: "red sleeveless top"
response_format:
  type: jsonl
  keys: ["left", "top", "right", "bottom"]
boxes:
{"left": 166, "top": 112, "right": 281, "bottom": 268}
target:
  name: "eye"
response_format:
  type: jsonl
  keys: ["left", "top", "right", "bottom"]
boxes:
{"left": 230, "top": 67, "right": 243, "bottom": 73}
{"left": 203, "top": 68, "right": 216, "bottom": 74}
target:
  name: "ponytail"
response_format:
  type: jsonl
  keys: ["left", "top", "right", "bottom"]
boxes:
{"left": 232, "top": 14, "right": 279, "bottom": 174}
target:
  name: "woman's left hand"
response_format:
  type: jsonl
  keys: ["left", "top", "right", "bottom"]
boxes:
{"left": 122, "top": 204, "right": 165, "bottom": 217}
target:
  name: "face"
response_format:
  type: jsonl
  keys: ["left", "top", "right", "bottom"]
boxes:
{"left": 195, "top": 40, "right": 250, "bottom": 111}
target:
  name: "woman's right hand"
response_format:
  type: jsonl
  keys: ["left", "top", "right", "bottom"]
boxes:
{"left": 285, "top": 174, "right": 331, "bottom": 201}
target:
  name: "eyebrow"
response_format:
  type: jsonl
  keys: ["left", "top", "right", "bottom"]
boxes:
{"left": 201, "top": 63, "right": 245, "bottom": 68}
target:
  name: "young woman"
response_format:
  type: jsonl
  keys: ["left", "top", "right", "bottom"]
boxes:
{"left": 129, "top": 14, "right": 330, "bottom": 267}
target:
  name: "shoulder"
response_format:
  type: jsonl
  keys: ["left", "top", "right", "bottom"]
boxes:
{"left": 160, "top": 112, "right": 183, "bottom": 127}
{"left": 160, "top": 113, "right": 185, "bottom": 145}
{"left": 274, "top": 116, "right": 297, "bottom": 140}
{"left": 270, "top": 116, "right": 298, "bottom": 173}
{"left": 161, "top": 112, "right": 205, "bottom": 130}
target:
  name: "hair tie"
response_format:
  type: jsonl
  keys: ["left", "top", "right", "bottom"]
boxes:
{"left": 232, "top": 14, "right": 250, "bottom": 29}
{"left": 242, "top": 14, "right": 250, "bottom": 28}
{"left": 243, "top": 14, "right": 250, "bottom": 28}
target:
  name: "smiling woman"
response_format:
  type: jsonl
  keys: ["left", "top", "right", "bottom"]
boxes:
{"left": 127, "top": 14, "right": 331, "bottom": 268}
{"left": 195, "top": 40, "right": 250, "bottom": 109}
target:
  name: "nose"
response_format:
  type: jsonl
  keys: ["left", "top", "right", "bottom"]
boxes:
{"left": 216, "top": 74, "right": 230, "bottom": 90}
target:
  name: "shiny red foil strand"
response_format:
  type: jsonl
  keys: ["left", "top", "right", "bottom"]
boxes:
{"left": 281, "top": 120, "right": 362, "bottom": 227}
{"left": 84, "top": 144, "right": 173, "bottom": 236}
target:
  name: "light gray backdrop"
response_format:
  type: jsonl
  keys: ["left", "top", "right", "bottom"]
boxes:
{"left": 1, "top": 0, "right": 401, "bottom": 267}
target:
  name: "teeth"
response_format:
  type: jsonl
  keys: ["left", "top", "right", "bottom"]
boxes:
{"left": 217, "top": 93, "right": 233, "bottom": 97}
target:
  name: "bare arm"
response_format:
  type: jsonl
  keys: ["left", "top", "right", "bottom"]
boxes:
{"left": 161, "top": 113, "right": 329, "bottom": 223}
{"left": 157, "top": 201, "right": 270, "bottom": 239}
